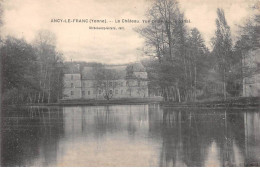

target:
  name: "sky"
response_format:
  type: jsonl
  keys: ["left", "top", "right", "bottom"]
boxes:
{"left": 1, "top": 0, "right": 258, "bottom": 64}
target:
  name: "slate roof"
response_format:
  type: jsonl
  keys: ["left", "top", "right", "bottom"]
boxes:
{"left": 81, "top": 67, "right": 96, "bottom": 79}
{"left": 81, "top": 65, "right": 127, "bottom": 80}
{"left": 131, "top": 62, "right": 146, "bottom": 72}
{"left": 63, "top": 63, "right": 80, "bottom": 74}
{"left": 104, "top": 65, "right": 127, "bottom": 79}
{"left": 65, "top": 62, "right": 146, "bottom": 80}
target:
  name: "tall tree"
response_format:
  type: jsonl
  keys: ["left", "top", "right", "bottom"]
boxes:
{"left": 212, "top": 8, "right": 233, "bottom": 100}
{"left": 233, "top": 10, "right": 260, "bottom": 96}
{"left": 137, "top": 0, "right": 201, "bottom": 102}
{"left": 187, "top": 28, "right": 209, "bottom": 100}
{"left": 1, "top": 37, "right": 40, "bottom": 104}
{"left": 33, "top": 30, "right": 64, "bottom": 103}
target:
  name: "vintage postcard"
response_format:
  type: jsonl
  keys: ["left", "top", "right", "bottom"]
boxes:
{"left": 0, "top": 0, "right": 259, "bottom": 167}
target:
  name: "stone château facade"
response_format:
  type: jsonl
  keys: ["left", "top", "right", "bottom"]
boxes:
{"left": 63, "top": 63, "right": 149, "bottom": 99}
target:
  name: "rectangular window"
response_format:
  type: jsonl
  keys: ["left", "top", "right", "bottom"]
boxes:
{"left": 71, "top": 91, "right": 74, "bottom": 95}
{"left": 82, "top": 91, "right": 85, "bottom": 96}
{"left": 109, "top": 82, "right": 112, "bottom": 87}
{"left": 109, "top": 90, "right": 113, "bottom": 94}
{"left": 83, "top": 82, "right": 85, "bottom": 87}
{"left": 115, "top": 89, "right": 118, "bottom": 94}
{"left": 121, "top": 90, "right": 123, "bottom": 94}
{"left": 88, "top": 91, "right": 90, "bottom": 95}
{"left": 71, "top": 83, "right": 73, "bottom": 88}
{"left": 71, "top": 75, "right": 73, "bottom": 80}
{"left": 99, "top": 90, "right": 102, "bottom": 94}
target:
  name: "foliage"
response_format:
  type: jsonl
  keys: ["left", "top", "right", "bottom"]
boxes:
{"left": 137, "top": 0, "right": 210, "bottom": 102}
{"left": 139, "top": 1, "right": 258, "bottom": 102}
{"left": 1, "top": 30, "right": 64, "bottom": 105}
{"left": 211, "top": 8, "right": 233, "bottom": 100}
{"left": 33, "top": 30, "right": 64, "bottom": 103}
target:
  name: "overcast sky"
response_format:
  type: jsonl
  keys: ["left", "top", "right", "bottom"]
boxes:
{"left": 1, "top": 0, "right": 258, "bottom": 64}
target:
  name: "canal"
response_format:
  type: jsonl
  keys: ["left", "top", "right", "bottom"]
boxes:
{"left": 1, "top": 104, "right": 260, "bottom": 166}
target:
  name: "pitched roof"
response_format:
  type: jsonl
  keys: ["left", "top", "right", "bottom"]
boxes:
{"left": 104, "top": 65, "right": 127, "bottom": 79}
{"left": 63, "top": 63, "right": 80, "bottom": 74}
{"left": 66, "top": 62, "right": 146, "bottom": 79}
{"left": 81, "top": 67, "right": 96, "bottom": 79}
{"left": 81, "top": 65, "right": 127, "bottom": 80}
{"left": 131, "top": 62, "right": 146, "bottom": 72}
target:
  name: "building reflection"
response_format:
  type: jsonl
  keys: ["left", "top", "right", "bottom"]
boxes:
{"left": 1, "top": 105, "right": 259, "bottom": 166}
{"left": 62, "top": 105, "right": 149, "bottom": 139}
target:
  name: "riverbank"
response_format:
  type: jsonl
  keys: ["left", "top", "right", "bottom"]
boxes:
{"left": 60, "top": 97, "right": 163, "bottom": 106}
{"left": 162, "top": 97, "right": 259, "bottom": 109}
{"left": 4, "top": 97, "right": 259, "bottom": 108}
{"left": 16, "top": 97, "right": 163, "bottom": 107}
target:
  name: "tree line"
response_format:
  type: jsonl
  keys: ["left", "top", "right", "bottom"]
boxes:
{"left": 0, "top": 30, "right": 64, "bottom": 105}
{"left": 138, "top": 0, "right": 259, "bottom": 102}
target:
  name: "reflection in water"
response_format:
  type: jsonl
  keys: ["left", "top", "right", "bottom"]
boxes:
{"left": 1, "top": 105, "right": 260, "bottom": 166}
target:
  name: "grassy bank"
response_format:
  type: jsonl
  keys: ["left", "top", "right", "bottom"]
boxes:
{"left": 16, "top": 97, "right": 163, "bottom": 107}
{"left": 162, "top": 97, "right": 260, "bottom": 108}
{"left": 5, "top": 97, "right": 259, "bottom": 108}
{"left": 59, "top": 97, "right": 163, "bottom": 106}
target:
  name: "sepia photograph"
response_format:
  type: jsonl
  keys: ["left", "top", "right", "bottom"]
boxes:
{"left": 0, "top": 0, "right": 259, "bottom": 167}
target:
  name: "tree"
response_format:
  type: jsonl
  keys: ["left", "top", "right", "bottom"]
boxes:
{"left": 229, "top": 13, "right": 260, "bottom": 97}
{"left": 186, "top": 28, "right": 210, "bottom": 100}
{"left": 1, "top": 37, "right": 40, "bottom": 104}
{"left": 33, "top": 30, "right": 64, "bottom": 103}
{"left": 211, "top": 8, "right": 233, "bottom": 100}
{"left": 238, "top": 13, "right": 260, "bottom": 50}
{"left": 137, "top": 0, "right": 208, "bottom": 102}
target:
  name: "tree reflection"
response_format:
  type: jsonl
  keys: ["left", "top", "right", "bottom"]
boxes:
{"left": 148, "top": 106, "right": 259, "bottom": 167}
{"left": 1, "top": 106, "right": 64, "bottom": 166}
{"left": 1, "top": 105, "right": 259, "bottom": 167}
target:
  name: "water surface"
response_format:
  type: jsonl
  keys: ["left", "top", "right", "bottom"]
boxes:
{"left": 1, "top": 104, "right": 260, "bottom": 166}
